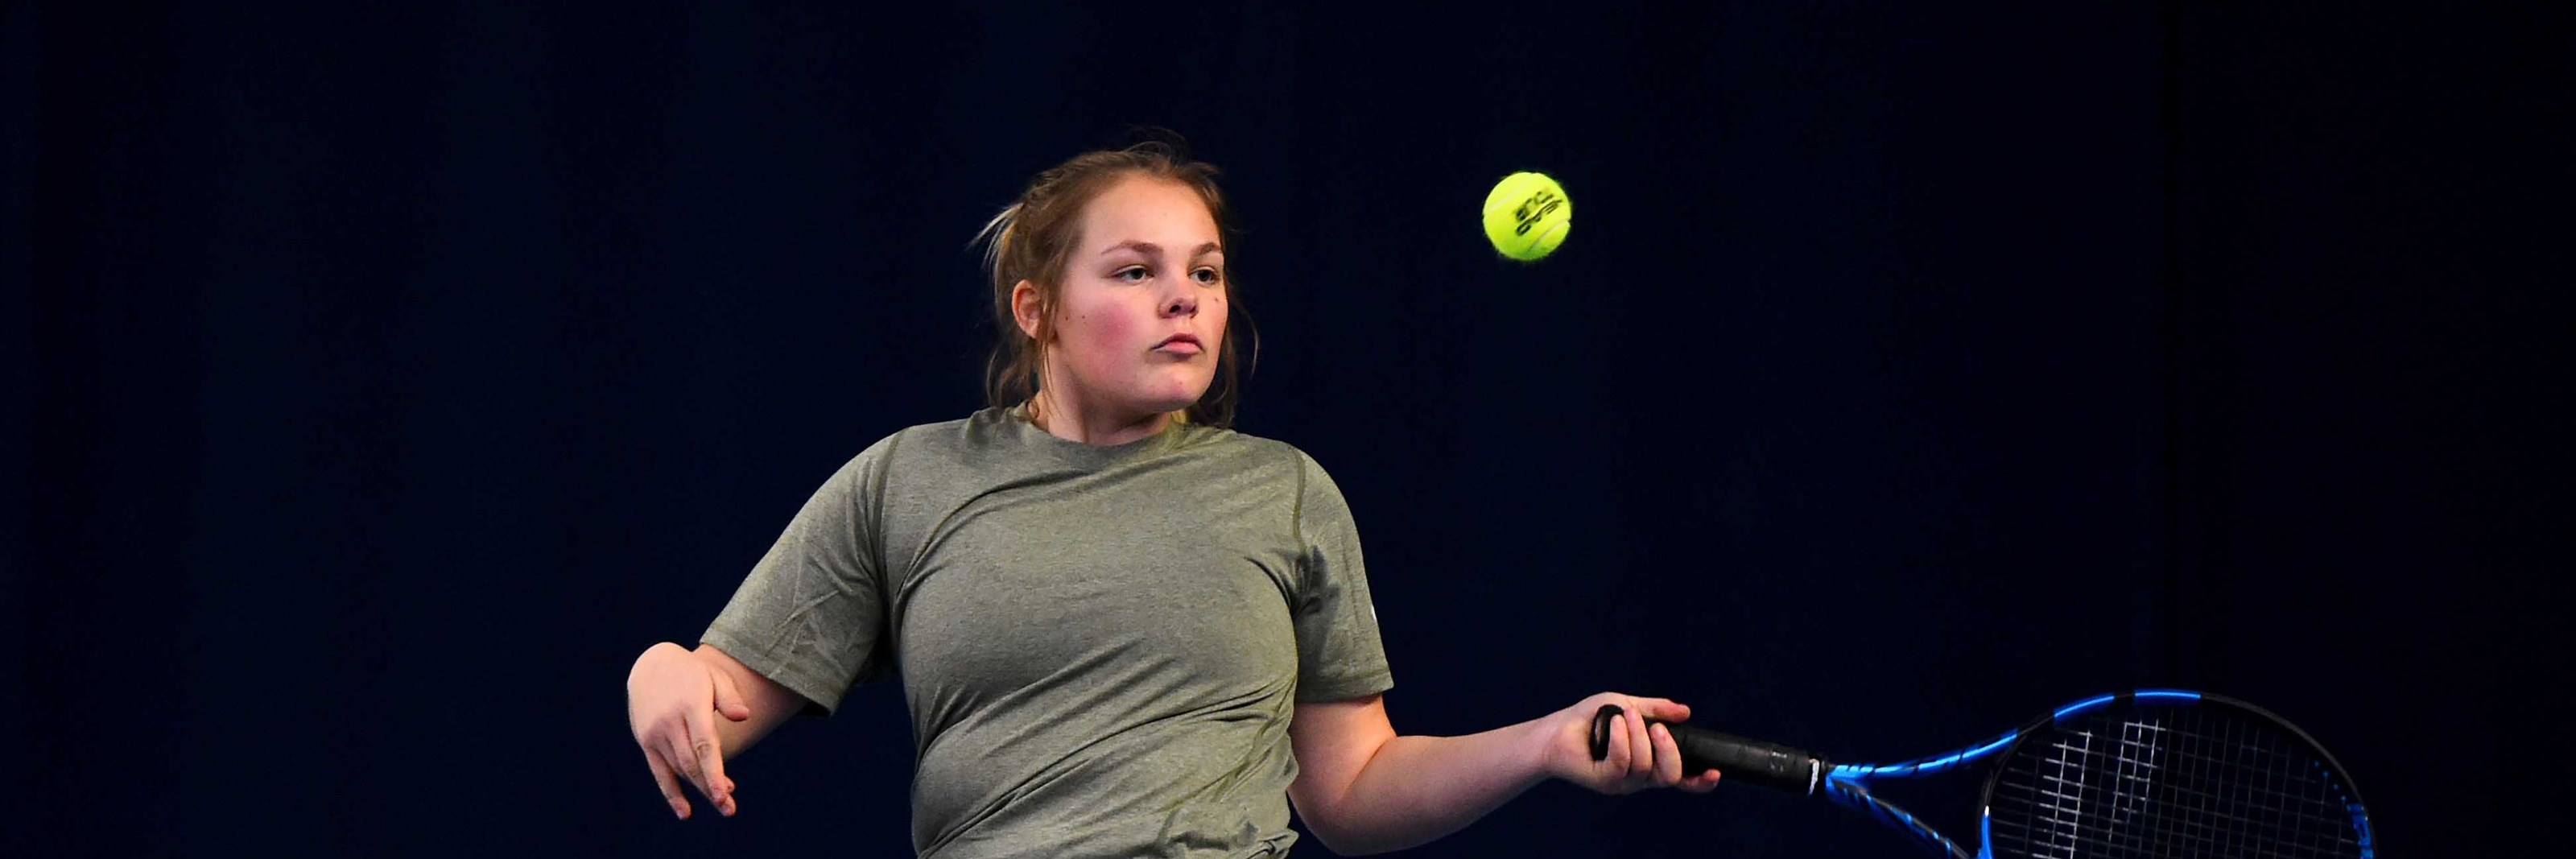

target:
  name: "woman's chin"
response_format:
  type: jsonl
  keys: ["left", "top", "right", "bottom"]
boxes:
{"left": 1117, "top": 371, "right": 1213, "bottom": 416}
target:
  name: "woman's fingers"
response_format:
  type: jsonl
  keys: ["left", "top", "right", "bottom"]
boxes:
{"left": 1640, "top": 696, "right": 1691, "bottom": 787}
{"left": 1625, "top": 704, "right": 1653, "bottom": 779}
{"left": 710, "top": 665, "right": 751, "bottom": 722}
{"left": 1679, "top": 766, "right": 1724, "bottom": 793}
{"left": 663, "top": 729, "right": 718, "bottom": 812}
{"left": 663, "top": 729, "right": 701, "bottom": 795}
{"left": 685, "top": 711, "right": 736, "bottom": 816}
{"left": 1650, "top": 723, "right": 1684, "bottom": 786}
{"left": 645, "top": 747, "right": 692, "bottom": 819}
{"left": 1591, "top": 703, "right": 1624, "bottom": 773}
{"left": 667, "top": 726, "right": 729, "bottom": 816}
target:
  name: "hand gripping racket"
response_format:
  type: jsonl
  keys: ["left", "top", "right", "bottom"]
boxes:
{"left": 1589, "top": 689, "right": 2374, "bottom": 858}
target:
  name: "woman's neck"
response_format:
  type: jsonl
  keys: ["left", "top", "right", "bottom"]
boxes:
{"left": 1030, "top": 388, "right": 1173, "bottom": 447}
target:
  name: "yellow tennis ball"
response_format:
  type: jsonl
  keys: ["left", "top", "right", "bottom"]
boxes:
{"left": 1482, "top": 171, "right": 1572, "bottom": 261}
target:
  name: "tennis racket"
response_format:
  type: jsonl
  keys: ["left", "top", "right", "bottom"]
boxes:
{"left": 1589, "top": 689, "right": 2374, "bottom": 858}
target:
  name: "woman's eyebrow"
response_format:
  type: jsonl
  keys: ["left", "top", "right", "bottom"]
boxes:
{"left": 1098, "top": 241, "right": 1224, "bottom": 258}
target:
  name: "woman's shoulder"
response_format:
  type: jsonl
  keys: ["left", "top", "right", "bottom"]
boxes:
{"left": 813, "top": 409, "right": 1001, "bottom": 475}
{"left": 873, "top": 406, "right": 1023, "bottom": 447}
{"left": 1183, "top": 427, "right": 1359, "bottom": 507}
{"left": 1178, "top": 421, "right": 1312, "bottom": 465}
{"left": 1208, "top": 430, "right": 1364, "bottom": 535}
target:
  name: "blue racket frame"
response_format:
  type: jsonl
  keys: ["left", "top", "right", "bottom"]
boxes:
{"left": 1811, "top": 689, "right": 2375, "bottom": 859}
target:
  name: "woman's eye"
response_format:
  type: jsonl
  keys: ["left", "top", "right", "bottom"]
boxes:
{"left": 1193, "top": 268, "right": 1222, "bottom": 285}
{"left": 1115, "top": 266, "right": 1149, "bottom": 283}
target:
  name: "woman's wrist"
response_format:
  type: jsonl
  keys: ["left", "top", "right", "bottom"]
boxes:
{"left": 1517, "top": 712, "right": 1568, "bottom": 785}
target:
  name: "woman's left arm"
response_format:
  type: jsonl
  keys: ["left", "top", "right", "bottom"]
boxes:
{"left": 1287, "top": 692, "right": 1722, "bottom": 855}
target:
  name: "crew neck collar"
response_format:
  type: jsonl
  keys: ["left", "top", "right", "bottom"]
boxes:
{"left": 985, "top": 404, "right": 1189, "bottom": 468}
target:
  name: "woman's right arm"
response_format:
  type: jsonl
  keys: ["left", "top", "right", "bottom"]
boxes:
{"left": 625, "top": 641, "right": 811, "bottom": 819}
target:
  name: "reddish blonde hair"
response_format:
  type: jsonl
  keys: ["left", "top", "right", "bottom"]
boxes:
{"left": 974, "top": 141, "right": 1251, "bottom": 427}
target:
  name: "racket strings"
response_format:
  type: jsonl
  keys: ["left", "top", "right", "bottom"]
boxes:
{"left": 1984, "top": 708, "right": 2363, "bottom": 858}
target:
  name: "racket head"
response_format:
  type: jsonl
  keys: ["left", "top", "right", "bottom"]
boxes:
{"left": 1977, "top": 691, "right": 2373, "bottom": 859}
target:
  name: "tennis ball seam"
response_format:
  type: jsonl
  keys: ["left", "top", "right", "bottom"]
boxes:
{"left": 1482, "top": 171, "right": 1571, "bottom": 262}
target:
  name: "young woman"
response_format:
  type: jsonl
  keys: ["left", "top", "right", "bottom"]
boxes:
{"left": 625, "top": 142, "right": 1718, "bottom": 857}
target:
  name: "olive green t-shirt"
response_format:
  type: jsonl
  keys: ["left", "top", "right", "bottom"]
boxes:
{"left": 702, "top": 407, "right": 1393, "bottom": 858}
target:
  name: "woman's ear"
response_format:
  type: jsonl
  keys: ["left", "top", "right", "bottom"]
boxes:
{"left": 1010, "top": 279, "right": 1045, "bottom": 340}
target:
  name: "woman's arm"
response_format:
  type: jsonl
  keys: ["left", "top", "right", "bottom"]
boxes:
{"left": 1286, "top": 693, "right": 1718, "bottom": 855}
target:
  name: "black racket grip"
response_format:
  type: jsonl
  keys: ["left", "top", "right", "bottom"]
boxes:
{"left": 1587, "top": 704, "right": 1827, "bottom": 795}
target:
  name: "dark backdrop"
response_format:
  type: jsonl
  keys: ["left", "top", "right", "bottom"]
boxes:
{"left": 8, "top": 1, "right": 2566, "bottom": 855}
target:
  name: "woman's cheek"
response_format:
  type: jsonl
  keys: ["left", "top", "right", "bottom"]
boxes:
{"left": 1205, "top": 295, "right": 1227, "bottom": 353}
{"left": 1066, "top": 302, "right": 1140, "bottom": 375}
{"left": 1087, "top": 301, "right": 1144, "bottom": 353}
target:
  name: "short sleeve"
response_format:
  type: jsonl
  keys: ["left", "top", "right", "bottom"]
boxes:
{"left": 1290, "top": 452, "right": 1394, "bottom": 704}
{"left": 700, "top": 435, "right": 898, "bottom": 717}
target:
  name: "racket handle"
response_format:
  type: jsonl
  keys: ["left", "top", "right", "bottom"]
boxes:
{"left": 1588, "top": 704, "right": 1828, "bottom": 795}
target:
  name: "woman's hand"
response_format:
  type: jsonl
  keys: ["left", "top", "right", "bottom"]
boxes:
{"left": 1534, "top": 692, "right": 1723, "bottom": 795}
{"left": 626, "top": 642, "right": 751, "bottom": 818}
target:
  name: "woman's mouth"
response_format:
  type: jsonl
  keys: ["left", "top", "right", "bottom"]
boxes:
{"left": 1154, "top": 334, "right": 1203, "bottom": 355}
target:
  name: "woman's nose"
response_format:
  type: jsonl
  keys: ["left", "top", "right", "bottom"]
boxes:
{"left": 1163, "top": 291, "right": 1196, "bottom": 316}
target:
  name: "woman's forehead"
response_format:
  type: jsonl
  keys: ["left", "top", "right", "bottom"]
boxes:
{"left": 1080, "top": 177, "right": 1219, "bottom": 252}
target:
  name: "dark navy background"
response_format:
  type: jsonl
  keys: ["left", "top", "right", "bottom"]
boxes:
{"left": 8, "top": 2, "right": 2565, "bottom": 855}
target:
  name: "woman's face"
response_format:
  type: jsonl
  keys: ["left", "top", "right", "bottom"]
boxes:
{"left": 1034, "top": 176, "right": 1228, "bottom": 419}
